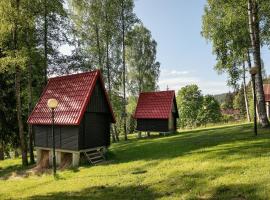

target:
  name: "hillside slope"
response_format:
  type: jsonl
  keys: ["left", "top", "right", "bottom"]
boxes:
{"left": 0, "top": 124, "right": 270, "bottom": 199}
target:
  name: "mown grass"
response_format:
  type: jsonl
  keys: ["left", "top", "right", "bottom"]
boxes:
{"left": 1, "top": 123, "right": 270, "bottom": 199}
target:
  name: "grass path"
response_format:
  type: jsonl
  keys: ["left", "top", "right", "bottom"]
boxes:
{"left": 1, "top": 123, "right": 270, "bottom": 199}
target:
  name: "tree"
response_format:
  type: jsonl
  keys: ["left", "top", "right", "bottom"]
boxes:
{"left": 247, "top": 0, "right": 269, "bottom": 127}
{"left": 233, "top": 86, "right": 247, "bottom": 119}
{"left": 242, "top": 62, "right": 251, "bottom": 122}
{"left": 69, "top": 0, "right": 130, "bottom": 142}
{"left": 0, "top": 0, "right": 31, "bottom": 165}
{"left": 177, "top": 85, "right": 203, "bottom": 128}
{"left": 199, "top": 95, "right": 222, "bottom": 126}
{"left": 221, "top": 92, "right": 234, "bottom": 110}
{"left": 126, "top": 24, "right": 160, "bottom": 96}
{"left": 0, "top": 72, "right": 19, "bottom": 160}
{"left": 0, "top": 0, "right": 45, "bottom": 165}
{"left": 119, "top": 0, "right": 137, "bottom": 141}
{"left": 37, "top": 0, "right": 69, "bottom": 85}
{"left": 202, "top": 0, "right": 270, "bottom": 127}
{"left": 202, "top": 0, "right": 249, "bottom": 86}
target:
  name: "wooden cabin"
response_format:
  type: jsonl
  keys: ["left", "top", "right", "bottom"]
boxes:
{"left": 27, "top": 70, "right": 115, "bottom": 166}
{"left": 134, "top": 91, "right": 179, "bottom": 133}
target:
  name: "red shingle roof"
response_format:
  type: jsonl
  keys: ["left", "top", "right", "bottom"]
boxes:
{"left": 264, "top": 84, "right": 270, "bottom": 102}
{"left": 134, "top": 91, "right": 176, "bottom": 119}
{"left": 28, "top": 70, "right": 115, "bottom": 125}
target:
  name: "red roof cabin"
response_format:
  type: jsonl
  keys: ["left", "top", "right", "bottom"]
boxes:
{"left": 27, "top": 70, "right": 115, "bottom": 166}
{"left": 134, "top": 91, "right": 179, "bottom": 133}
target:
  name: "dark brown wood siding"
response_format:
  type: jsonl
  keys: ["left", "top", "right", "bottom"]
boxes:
{"left": 79, "top": 113, "right": 110, "bottom": 149}
{"left": 86, "top": 81, "right": 110, "bottom": 114}
{"left": 34, "top": 125, "right": 79, "bottom": 151}
{"left": 136, "top": 119, "right": 169, "bottom": 132}
{"left": 78, "top": 79, "right": 111, "bottom": 150}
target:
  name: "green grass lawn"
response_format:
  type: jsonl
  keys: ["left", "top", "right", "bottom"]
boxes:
{"left": 1, "top": 123, "right": 270, "bottom": 199}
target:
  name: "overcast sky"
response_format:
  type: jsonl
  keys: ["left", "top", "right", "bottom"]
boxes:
{"left": 134, "top": 0, "right": 270, "bottom": 95}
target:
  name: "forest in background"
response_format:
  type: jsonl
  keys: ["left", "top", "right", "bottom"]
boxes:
{"left": 1, "top": 0, "right": 270, "bottom": 167}
{"left": 0, "top": 0, "right": 160, "bottom": 165}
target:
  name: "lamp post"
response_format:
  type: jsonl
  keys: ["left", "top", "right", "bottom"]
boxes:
{"left": 249, "top": 67, "right": 258, "bottom": 136}
{"left": 47, "top": 98, "right": 58, "bottom": 176}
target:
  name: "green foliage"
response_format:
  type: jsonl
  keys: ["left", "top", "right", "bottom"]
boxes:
{"left": 201, "top": 0, "right": 249, "bottom": 87}
{"left": 221, "top": 92, "right": 234, "bottom": 110}
{"left": 213, "top": 92, "right": 227, "bottom": 105}
{"left": 37, "top": 0, "right": 69, "bottom": 75}
{"left": 202, "top": 0, "right": 270, "bottom": 127}
{"left": 233, "top": 86, "right": 246, "bottom": 118}
{"left": 177, "top": 85, "right": 203, "bottom": 128}
{"left": 222, "top": 114, "right": 236, "bottom": 123}
{"left": 126, "top": 96, "right": 137, "bottom": 134}
{"left": 0, "top": 0, "right": 59, "bottom": 163}
{"left": 0, "top": 72, "right": 19, "bottom": 150}
{"left": 177, "top": 85, "right": 222, "bottom": 128}
{"left": 69, "top": 0, "right": 158, "bottom": 137}
{"left": 198, "top": 95, "right": 222, "bottom": 126}
{"left": 126, "top": 24, "right": 160, "bottom": 95}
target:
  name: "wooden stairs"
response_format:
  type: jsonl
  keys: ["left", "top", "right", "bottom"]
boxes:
{"left": 83, "top": 147, "right": 105, "bottom": 165}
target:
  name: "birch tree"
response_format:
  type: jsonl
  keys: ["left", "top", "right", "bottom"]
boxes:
{"left": 202, "top": 0, "right": 270, "bottom": 127}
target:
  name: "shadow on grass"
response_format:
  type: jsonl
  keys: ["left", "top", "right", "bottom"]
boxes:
{"left": 210, "top": 183, "right": 262, "bottom": 200}
{"left": 0, "top": 163, "right": 36, "bottom": 180}
{"left": 0, "top": 162, "right": 77, "bottom": 180}
{"left": 18, "top": 166, "right": 262, "bottom": 200}
{"left": 159, "top": 165, "right": 261, "bottom": 199}
{"left": 26, "top": 185, "right": 161, "bottom": 200}
{"left": 110, "top": 124, "right": 270, "bottom": 163}
{"left": 0, "top": 164, "right": 22, "bottom": 178}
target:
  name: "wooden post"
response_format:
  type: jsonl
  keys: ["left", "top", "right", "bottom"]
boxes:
{"left": 72, "top": 152, "right": 80, "bottom": 167}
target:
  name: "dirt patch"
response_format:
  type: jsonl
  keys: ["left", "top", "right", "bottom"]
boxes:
{"left": 31, "top": 150, "right": 50, "bottom": 174}
{"left": 3, "top": 151, "right": 75, "bottom": 179}
{"left": 59, "top": 153, "right": 72, "bottom": 169}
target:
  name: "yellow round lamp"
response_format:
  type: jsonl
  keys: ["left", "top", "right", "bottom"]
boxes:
{"left": 249, "top": 67, "right": 258, "bottom": 76}
{"left": 47, "top": 98, "right": 59, "bottom": 109}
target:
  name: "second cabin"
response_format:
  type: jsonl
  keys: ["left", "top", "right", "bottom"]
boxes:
{"left": 134, "top": 90, "right": 179, "bottom": 134}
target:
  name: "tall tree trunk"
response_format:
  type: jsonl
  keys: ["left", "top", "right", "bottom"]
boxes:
{"left": 14, "top": 149, "right": 19, "bottom": 158}
{"left": 43, "top": 0, "right": 48, "bottom": 86}
{"left": 15, "top": 68, "right": 28, "bottom": 166}
{"left": 28, "top": 64, "right": 34, "bottom": 163}
{"left": 137, "top": 65, "right": 142, "bottom": 139}
{"left": 242, "top": 62, "right": 251, "bottom": 122}
{"left": 247, "top": 50, "right": 259, "bottom": 119}
{"left": 121, "top": 0, "right": 127, "bottom": 141}
{"left": 113, "top": 125, "right": 120, "bottom": 141}
{"left": 14, "top": 0, "right": 28, "bottom": 166}
{"left": 138, "top": 64, "right": 142, "bottom": 95}
{"left": 248, "top": 0, "right": 269, "bottom": 127}
{"left": 105, "top": 12, "right": 117, "bottom": 143}
{"left": 95, "top": 24, "right": 102, "bottom": 70}
{"left": 0, "top": 136, "right": 4, "bottom": 160}
{"left": 26, "top": 29, "right": 35, "bottom": 164}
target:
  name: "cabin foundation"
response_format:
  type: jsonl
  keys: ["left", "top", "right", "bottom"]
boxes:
{"left": 36, "top": 148, "right": 81, "bottom": 167}
{"left": 36, "top": 146, "right": 107, "bottom": 167}
{"left": 72, "top": 152, "right": 80, "bottom": 167}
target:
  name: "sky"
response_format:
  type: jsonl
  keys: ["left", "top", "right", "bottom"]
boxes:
{"left": 61, "top": 0, "right": 270, "bottom": 95}
{"left": 133, "top": 0, "right": 270, "bottom": 95}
